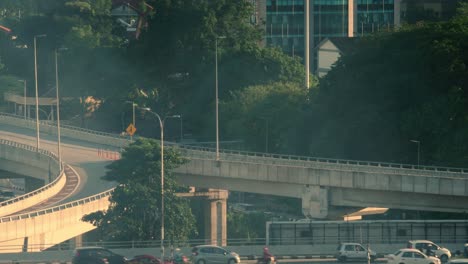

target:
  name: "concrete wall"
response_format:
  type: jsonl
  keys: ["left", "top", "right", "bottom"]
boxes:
{"left": 0, "top": 144, "right": 57, "bottom": 181}
{"left": 0, "top": 114, "right": 128, "bottom": 148}
{"left": 0, "top": 190, "right": 111, "bottom": 253}
{"left": 173, "top": 156, "right": 468, "bottom": 213}
{"left": 0, "top": 140, "right": 64, "bottom": 217}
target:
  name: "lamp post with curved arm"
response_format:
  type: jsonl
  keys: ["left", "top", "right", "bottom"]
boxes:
{"left": 140, "top": 107, "right": 180, "bottom": 263}
{"left": 17, "top": 80, "right": 27, "bottom": 119}
{"left": 215, "top": 36, "right": 226, "bottom": 161}
{"left": 410, "top": 139, "right": 421, "bottom": 168}
{"left": 33, "top": 34, "right": 46, "bottom": 150}
{"left": 55, "top": 47, "right": 67, "bottom": 169}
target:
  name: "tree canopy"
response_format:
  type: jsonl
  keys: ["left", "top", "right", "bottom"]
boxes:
{"left": 83, "top": 138, "right": 197, "bottom": 241}
{"left": 305, "top": 7, "right": 468, "bottom": 166}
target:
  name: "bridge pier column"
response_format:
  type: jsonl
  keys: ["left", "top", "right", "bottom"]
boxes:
{"left": 203, "top": 189, "right": 228, "bottom": 246}
{"left": 69, "top": 235, "right": 83, "bottom": 249}
{"left": 301, "top": 185, "right": 328, "bottom": 219}
{"left": 24, "top": 176, "right": 43, "bottom": 193}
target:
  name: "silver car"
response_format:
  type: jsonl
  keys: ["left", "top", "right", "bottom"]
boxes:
{"left": 191, "top": 245, "right": 240, "bottom": 264}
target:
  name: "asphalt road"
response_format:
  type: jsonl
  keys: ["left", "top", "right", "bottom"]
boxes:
{"left": 0, "top": 123, "right": 117, "bottom": 203}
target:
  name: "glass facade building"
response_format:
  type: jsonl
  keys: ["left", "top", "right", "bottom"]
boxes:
{"left": 265, "top": 0, "right": 399, "bottom": 69}
{"left": 266, "top": 0, "right": 305, "bottom": 57}
{"left": 356, "top": 0, "right": 395, "bottom": 36}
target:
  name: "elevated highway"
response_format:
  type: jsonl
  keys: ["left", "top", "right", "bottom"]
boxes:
{"left": 0, "top": 113, "right": 468, "bottom": 252}
{"left": 0, "top": 116, "right": 118, "bottom": 252}
{"left": 175, "top": 147, "right": 468, "bottom": 218}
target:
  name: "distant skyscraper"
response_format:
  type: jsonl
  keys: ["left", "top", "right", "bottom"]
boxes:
{"left": 400, "top": 0, "right": 458, "bottom": 23}
{"left": 265, "top": 0, "right": 402, "bottom": 73}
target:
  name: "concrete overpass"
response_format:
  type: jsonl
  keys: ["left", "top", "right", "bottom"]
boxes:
{"left": 0, "top": 112, "right": 468, "bottom": 252}
{"left": 174, "top": 147, "right": 468, "bottom": 218}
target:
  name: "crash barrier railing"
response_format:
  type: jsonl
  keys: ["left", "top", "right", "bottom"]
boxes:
{"left": 0, "top": 189, "right": 112, "bottom": 223}
{"left": 0, "top": 233, "right": 467, "bottom": 252}
{"left": 2, "top": 112, "right": 468, "bottom": 178}
{"left": 0, "top": 112, "right": 128, "bottom": 148}
{"left": 0, "top": 139, "right": 64, "bottom": 208}
{"left": 178, "top": 145, "right": 468, "bottom": 177}
{"left": 266, "top": 219, "right": 468, "bottom": 246}
{"left": 0, "top": 112, "right": 123, "bottom": 139}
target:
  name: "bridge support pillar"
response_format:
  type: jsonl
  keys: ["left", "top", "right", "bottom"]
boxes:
{"left": 69, "top": 235, "right": 83, "bottom": 248}
{"left": 24, "top": 176, "right": 44, "bottom": 193}
{"left": 301, "top": 185, "right": 328, "bottom": 219}
{"left": 203, "top": 189, "right": 228, "bottom": 246}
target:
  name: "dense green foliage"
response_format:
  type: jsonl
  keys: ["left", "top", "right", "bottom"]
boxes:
{"left": 227, "top": 211, "right": 268, "bottom": 239}
{"left": 223, "top": 81, "right": 309, "bottom": 154}
{"left": 0, "top": 0, "right": 305, "bottom": 137}
{"left": 305, "top": 9, "right": 468, "bottom": 167}
{"left": 83, "top": 138, "right": 197, "bottom": 241}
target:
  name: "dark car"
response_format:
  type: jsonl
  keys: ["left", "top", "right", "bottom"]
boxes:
{"left": 126, "top": 254, "right": 158, "bottom": 264}
{"left": 72, "top": 246, "right": 127, "bottom": 264}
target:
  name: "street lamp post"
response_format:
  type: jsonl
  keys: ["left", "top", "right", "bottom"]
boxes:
{"left": 265, "top": 118, "right": 269, "bottom": 153}
{"left": 17, "top": 80, "right": 27, "bottom": 119}
{"left": 140, "top": 108, "right": 181, "bottom": 264}
{"left": 179, "top": 115, "right": 183, "bottom": 143}
{"left": 304, "top": 0, "right": 310, "bottom": 88}
{"left": 34, "top": 34, "right": 46, "bottom": 150}
{"left": 410, "top": 139, "right": 420, "bottom": 168}
{"left": 55, "top": 48, "right": 67, "bottom": 169}
{"left": 215, "top": 36, "right": 226, "bottom": 161}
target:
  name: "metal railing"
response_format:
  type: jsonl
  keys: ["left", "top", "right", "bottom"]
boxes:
{"left": 1, "top": 238, "right": 269, "bottom": 252}
{"left": 0, "top": 139, "right": 64, "bottom": 208}
{"left": 2, "top": 233, "right": 468, "bottom": 253}
{"left": 2, "top": 112, "right": 468, "bottom": 175}
{"left": 0, "top": 112, "right": 128, "bottom": 139}
{"left": 267, "top": 219, "right": 468, "bottom": 246}
{"left": 179, "top": 144, "right": 468, "bottom": 174}
{"left": 0, "top": 189, "right": 112, "bottom": 223}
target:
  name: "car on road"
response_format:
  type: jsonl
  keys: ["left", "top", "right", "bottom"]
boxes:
{"left": 335, "top": 242, "right": 377, "bottom": 262}
{"left": 449, "top": 259, "right": 468, "bottom": 264}
{"left": 191, "top": 245, "right": 240, "bottom": 264}
{"left": 388, "top": 248, "right": 441, "bottom": 264}
{"left": 407, "top": 240, "right": 451, "bottom": 262}
{"left": 72, "top": 246, "right": 127, "bottom": 264}
{"left": 126, "top": 254, "right": 158, "bottom": 264}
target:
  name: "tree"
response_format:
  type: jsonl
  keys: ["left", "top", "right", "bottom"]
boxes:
{"left": 305, "top": 5, "right": 468, "bottom": 166}
{"left": 227, "top": 211, "right": 268, "bottom": 240}
{"left": 82, "top": 138, "right": 197, "bottom": 242}
{"left": 222, "top": 81, "right": 310, "bottom": 154}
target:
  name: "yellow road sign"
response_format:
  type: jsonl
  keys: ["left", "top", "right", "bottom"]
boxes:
{"left": 126, "top": 124, "right": 137, "bottom": 136}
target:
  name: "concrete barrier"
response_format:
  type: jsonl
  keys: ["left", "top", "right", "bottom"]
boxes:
{"left": 0, "top": 114, "right": 129, "bottom": 149}
{"left": 0, "top": 140, "right": 64, "bottom": 217}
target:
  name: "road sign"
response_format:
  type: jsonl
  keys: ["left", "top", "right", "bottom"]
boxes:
{"left": 126, "top": 124, "right": 137, "bottom": 136}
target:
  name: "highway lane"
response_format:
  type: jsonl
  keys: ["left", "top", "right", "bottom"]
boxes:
{"left": 6, "top": 164, "right": 79, "bottom": 215}
{"left": 0, "top": 123, "right": 120, "bottom": 204}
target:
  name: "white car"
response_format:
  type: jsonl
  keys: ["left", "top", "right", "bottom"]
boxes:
{"left": 449, "top": 259, "right": 468, "bottom": 264}
{"left": 407, "top": 240, "right": 452, "bottom": 262}
{"left": 336, "top": 242, "right": 377, "bottom": 262}
{"left": 388, "top": 248, "right": 441, "bottom": 264}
